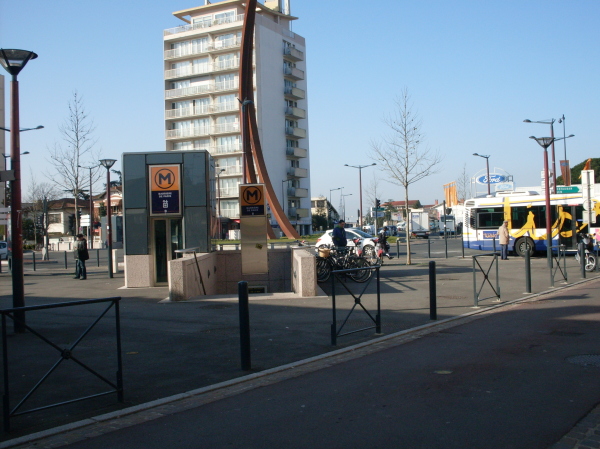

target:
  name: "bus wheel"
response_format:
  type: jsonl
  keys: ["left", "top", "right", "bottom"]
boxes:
{"left": 514, "top": 237, "right": 534, "bottom": 257}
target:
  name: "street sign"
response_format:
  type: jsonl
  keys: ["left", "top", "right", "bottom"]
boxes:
{"left": 556, "top": 186, "right": 579, "bottom": 194}
{"left": 240, "top": 184, "right": 265, "bottom": 216}
{"left": 80, "top": 214, "right": 91, "bottom": 227}
{"left": 149, "top": 164, "right": 181, "bottom": 216}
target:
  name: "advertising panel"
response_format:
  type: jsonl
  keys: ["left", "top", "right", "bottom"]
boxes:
{"left": 149, "top": 165, "right": 181, "bottom": 216}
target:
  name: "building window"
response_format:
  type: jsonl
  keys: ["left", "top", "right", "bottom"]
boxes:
{"left": 49, "top": 214, "right": 62, "bottom": 224}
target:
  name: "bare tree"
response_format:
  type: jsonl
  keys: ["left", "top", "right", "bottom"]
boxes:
{"left": 370, "top": 88, "right": 443, "bottom": 265}
{"left": 26, "top": 173, "right": 60, "bottom": 255}
{"left": 456, "top": 163, "right": 471, "bottom": 202}
{"left": 47, "top": 92, "right": 102, "bottom": 235}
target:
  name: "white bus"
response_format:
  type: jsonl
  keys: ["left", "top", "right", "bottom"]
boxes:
{"left": 463, "top": 177, "right": 600, "bottom": 257}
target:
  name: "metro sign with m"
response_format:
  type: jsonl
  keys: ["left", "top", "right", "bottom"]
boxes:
{"left": 150, "top": 165, "right": 181, "bottom": 216}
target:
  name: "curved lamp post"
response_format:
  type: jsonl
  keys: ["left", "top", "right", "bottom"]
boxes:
{"left": 100, "top": 159, "right": 117, "bottom": 278}
{"left": 529, "top": 136, "right": 555, "bottom": 268}
{"left": 524, "top": 119, "right": 556, "bottom": 193}
{"left": 329, "top": 187, "right": 341, "bottom": 228}
{"left": 472, "top": 153, "right": 491, "bottom": 195}
{"left": 341, "top": 193, "right": 353, "bottom": 222}
{"left": 345, "top": 163, "right": 376, "bottom": 228}
{"left": 1, "top": 48, "right": 38, "bottom": 333}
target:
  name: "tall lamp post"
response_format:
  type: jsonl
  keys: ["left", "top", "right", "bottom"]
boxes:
{"left": 216, "top": 168, "right": 225, "bottom": 239}
{"left": 79, "top": 164, "right": 99, "bottom": 249}
{"left": 2, "top": 152, "right": 30, "bottom": 237}
{"left": 329, "top": 187, "right": 341, "bottom": 227}
{"left": 529, "top": 136, "right": 555, "bottom": 267}
{"left": 100, "top": 159, "right": 116, "bottom": 278}
{"left": 344, "top": 163, "right": 376, "bottom": 228}
{"left": 1, "top": 48, "right": 38, "bottom": 333}
{"left": 557, "top": 116, "right": 571, "bottom": 186}
{"left": 341, "top": 193, "right": 353, "bottom": 221}
{"left": 472, "top": 153, "right": 491, "bottom": 195}
{"left": 524, "top": 119, "right": 556, "bottom": 193}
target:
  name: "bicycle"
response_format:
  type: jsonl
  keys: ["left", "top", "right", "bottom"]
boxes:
{"left": 316, "top": 243, "right": 372, "bottom": 283}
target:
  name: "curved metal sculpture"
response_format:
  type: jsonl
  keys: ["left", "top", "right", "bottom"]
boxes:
{"left": 239, "top": 0, "right": 301, "bottom": 240}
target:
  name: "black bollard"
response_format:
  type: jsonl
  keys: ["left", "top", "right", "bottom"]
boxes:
{"left": 461, "top": 232, "right": 465, "bottom": 258}
{"left": 429, "top": 261, "right": 437, "bottom": 320}
{"left": 238, "top": 281, "right": 251, "bottom": 370}
{"left": 64, "top": 251, "right": 68, "bottom": 269}
{"left": 32, "top": 251, "right": 36, "bottom": 271}
{"left": 493, "top": 237, "right": 496, "bottom": 253}
{"left": 525, "top": 250, "right": 531, "bottom": 293}
{"left": 97, "top": 249, "right": 100, "bottom": 267}
{"left": 428, "top": 238, "right": 431, "bottom": 258}
{"left": 579, "top": 242, "right": 586, "bottom": 279}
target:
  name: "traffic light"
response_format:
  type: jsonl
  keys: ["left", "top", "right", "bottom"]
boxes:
{"left": 375, "top": 198, "right": 381, "bottom": 208}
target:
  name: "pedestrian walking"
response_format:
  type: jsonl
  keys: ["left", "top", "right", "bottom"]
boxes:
{"left": 74, "top": 234, "right": 90, "bottom": 280}
{"left": 378, "top": 226, "right": 394, "bottom": 259}
{"left": 498, "top": 220, "right": 509, "bottom": 260}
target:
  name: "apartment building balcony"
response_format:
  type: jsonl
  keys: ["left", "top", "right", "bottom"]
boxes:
{"left": 285, "top": 106, "right": 305, "bottom": 119}
{"left": 283, "top": 66, "right": 304, "bottom": 80}
{"left": 287, "top": 187, "right": 308, "bottom": 198}
{"left": 218, "top": 188, "right": 238, "bottom": 198}
{"left": 208, "top": 144, "right": 242, "bottom": 155}
{"left": 164, "top": 38, "right": 243, "bottom": 61}
{"left": 163, "top": 14, "right": 245, "bottom": 38}
{"left": 285, "top": 126, "right": 307, "bottom": 139}
{"left": 165, "top": 79, "right": 239, "bottom": 100}
{"left": 164, "top": 59, "right": 240, "bottom": 80}
{"left": 165, "top": 102, "right": 238, "bottom": 121}
{"left": 221, "top": 209, "right": 240, "bottom": 219}
{"left": 284, "top": 86, "right": 305, "bottom": 100}
{"left": 165, "top": 122, "right": 239, "bottom": 140}
{"left": 283, "top": 47, "right": 304, "bottom": 61}
{"left": 220, "top": 166, "right": 243, "bottom": 176}
{"left": 212, "top": 122, "right": 240, "bottom": 135}
{"left": 287, "top": 167, "right": 308, "bottom": 178}
{"left": 287, "top": 207, "right": 309, "bottom": 218}
{"left": 285, "top": 147, "right": 307, "bottom": 158}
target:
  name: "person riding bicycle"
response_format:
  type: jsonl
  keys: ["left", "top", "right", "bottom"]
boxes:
{"left": 332, "top": 220, "right": 347, "bottom": 248}
{"left": 378, "top": 226, "right": 394, "bottom": 260}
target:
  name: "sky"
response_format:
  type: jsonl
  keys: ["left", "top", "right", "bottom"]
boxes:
{"left": 1, "top": 0, "right": 599, "bottom": 223}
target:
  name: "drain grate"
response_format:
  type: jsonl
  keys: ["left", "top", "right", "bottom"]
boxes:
{"left": 567, "top": 355, "right": 600, "bottom": 368}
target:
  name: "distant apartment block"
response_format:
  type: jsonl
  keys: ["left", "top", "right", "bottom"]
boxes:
{"left": 163, "top": 0, "right": 311, "bottom": 235}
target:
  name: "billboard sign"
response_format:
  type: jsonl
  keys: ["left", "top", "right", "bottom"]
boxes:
{"left": 476, "top": 174, "right": 507, "bottom": 185}
{"left": 149, "top": 165, "right": 181, "bottom": 216}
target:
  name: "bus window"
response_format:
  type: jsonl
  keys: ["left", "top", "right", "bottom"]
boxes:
{"left": 476, "top": 208, "right": 503, "bottom": 229}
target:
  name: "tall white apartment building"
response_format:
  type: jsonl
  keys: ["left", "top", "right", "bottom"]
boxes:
{"left": 163, "top": 0, "right": 311, "bottom": 236}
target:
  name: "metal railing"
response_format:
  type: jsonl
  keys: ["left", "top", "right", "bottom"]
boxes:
{"left": 163, "top": 14, "right": 245, "bottom": 37}
{"left": 165, "top": 79, "right": 239, "bottom": 100}
{"left": 330, "top": 265, "right": 381, "bottom": 346}
{"left": 472, "top": 252, "right": 501, "bottom": 306}
{"left": 1, "top": 297, "right": 123, "bottom": 432}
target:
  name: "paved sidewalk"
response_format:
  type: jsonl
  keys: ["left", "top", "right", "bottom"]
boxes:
{"left": 1, "top": 247, "right": 600, "bottom": 448}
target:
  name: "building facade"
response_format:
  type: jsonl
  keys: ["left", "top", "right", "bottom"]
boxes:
{"left": 163, "top": 0, "right": 311, "bottom": 236}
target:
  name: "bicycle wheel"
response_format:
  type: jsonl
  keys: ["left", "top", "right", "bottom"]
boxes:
{"left": 349, "top": 257, "right": 373, "bottom": 283}
{"left": 363, "top": 245, "right": 379, "bottom": 265}
{"left": 316, "top": 257, "right": 332, "bottom": 283}
{"left": 585, "top": 254, "right": 596, "bottom": 272}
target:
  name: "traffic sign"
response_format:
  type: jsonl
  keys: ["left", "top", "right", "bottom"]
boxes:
{"left": 556, "top": 186, "right": 579, "bottom": 194}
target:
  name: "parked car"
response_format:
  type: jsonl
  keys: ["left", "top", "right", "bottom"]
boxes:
{"left": 0, "top": 241, "right": 8, "bottom": 260}
{"left": 316, "top": 228, "right": 378, "bottom": 255}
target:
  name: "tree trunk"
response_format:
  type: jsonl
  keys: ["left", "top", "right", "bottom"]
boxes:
{"left": 405, "top": 185, "right": 411, "bottom": 265}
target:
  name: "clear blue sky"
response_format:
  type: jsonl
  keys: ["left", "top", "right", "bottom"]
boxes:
{"left": 2, "top": 0, "right": 599, "bottom": 221}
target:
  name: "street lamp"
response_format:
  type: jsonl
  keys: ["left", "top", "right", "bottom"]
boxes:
{"left": 216, "top": 168, "right": 225, "bottom": 239}
{"left": 472, "top": 153, "right": 491, "bottom": 195}
{"left": 557, "top": 115, "right": 572, "bottom": 186}
{"left": 100, "top": 159, "right": 117, "bottom": 278}
{"left": 79, "top": 164, "right": 100, "bottom": 248}
{"left": 341, "top": 193, "right": 353, "bottom": 221}
{"left": 344, "top": 163, "right": 376, "bottom": 228}
{"left": 0, "top": 125, "right": 43, "bottom": 132}
{"left": 329, "top": 187, "right": 341, "bottom": 228}
{"left": 529, "top": 136, "right": 555, "bottom": 267}
{"left": 1, "top": 48, "right": 38, "bottom": 333}
{"left": 524, "top": 119, "right": 556, "bottom": 193}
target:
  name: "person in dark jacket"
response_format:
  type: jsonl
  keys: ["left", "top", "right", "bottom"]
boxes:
{"left": 332, "top": 220, "right": 347, "bottom": 247}
{"left": 378, "top": 226, "right": 394, "bottom": 259}
{"left": 74, "top": 234, "right": 90, "bottom": 280}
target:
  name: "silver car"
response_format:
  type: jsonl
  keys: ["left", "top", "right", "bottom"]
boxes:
{"left": 315, "top": 228, "right": 377, "bottom": 257}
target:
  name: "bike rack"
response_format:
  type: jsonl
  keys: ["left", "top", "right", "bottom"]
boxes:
{"left": 1, "top": 297, "right": 123, "bottom": 432}
{"left": 330, "top": 265, "right": 381, "bottom": 346}
{"left": 472, "top": 252, "right": 501, "bottom": 307}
